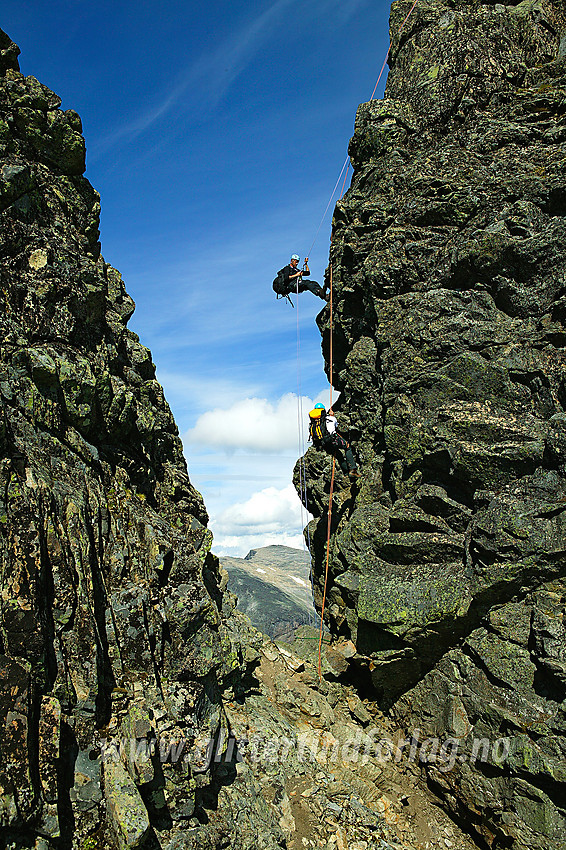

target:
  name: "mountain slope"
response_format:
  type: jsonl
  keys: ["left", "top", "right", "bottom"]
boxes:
{"left": 221, "top": 545, "right": 315, "bottom": 638}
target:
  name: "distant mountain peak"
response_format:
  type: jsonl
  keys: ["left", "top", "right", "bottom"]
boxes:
{"left": 244, "top": 543, "right": 306, "bottom": 560}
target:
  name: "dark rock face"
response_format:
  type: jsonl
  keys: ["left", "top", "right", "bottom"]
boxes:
{"left": 297, "top": 1, "right": 566, "bottom": 848}
{"left": 0, "top": 28, "right": 252, "bottom": 847}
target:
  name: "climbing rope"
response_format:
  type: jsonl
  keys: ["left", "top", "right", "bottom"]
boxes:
{"left": 307, "top": 0, "right": 419, "bottom": 260}
{"left": 369, "top": 0, "right": 418, "bottom": 101}
{"left": 328, "top": 260, "right": 334, "bottom": 405}
{"left": 314, "top": 0, "right": 419, "bottom": 679}
{"left": 295, "top": 269, "right": 313, "bottom": 574}
{"left": 307, "top": 156, "right": 350, "bottom": 261}
{"left": 317, "top": 456, "right": 335, "bottom": 676}
{"left": 317, "top": 260, "right": 335, "bottom": 676}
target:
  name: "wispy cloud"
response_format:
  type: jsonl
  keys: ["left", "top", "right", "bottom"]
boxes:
{"left": 91, "top": 0, "right": 373, "bottom": 158}
{"left": 157, "top": 370, "right": 263, "bottom": 412}
{"left": 92, "top": 0, "right": 299, "bottom": 156}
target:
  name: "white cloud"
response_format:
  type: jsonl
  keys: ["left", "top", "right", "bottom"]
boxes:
{"left": 186, "top": 394, "right": 304, "bottom": 452}
{"left": 185, "top": 390, "right": 337, "bottom": 453}
{"left": 213, "top": 531, "right": 307, "bottom": 558}
{"left": 210, "top": 482, "right": 312, "bottom": 557}
{"left": 180, "top": 389, "right": 338, "bottom": 556}
{"left": 215, "top": 483, "right": 303, "bottom": 531}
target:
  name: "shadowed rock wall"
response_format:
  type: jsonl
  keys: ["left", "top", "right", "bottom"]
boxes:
{"left": 0, "top": 28, "right": 256, "bottom": 848}
{"left": 297, "top": 1, "right": 566, "bottom": 848}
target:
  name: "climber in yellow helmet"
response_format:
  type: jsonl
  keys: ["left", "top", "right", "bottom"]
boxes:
{"left": 308, "top": 404, "right": 360, "bottom": 479}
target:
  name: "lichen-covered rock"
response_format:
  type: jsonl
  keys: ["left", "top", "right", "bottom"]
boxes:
{"left": 296, "top": 1, "right": 566, "bottom": 848}
{"left": 104, "top": 758, "right": 151, "bottom": 849}
{"left": 0, "top": 27, "right": 250, "bottom": 849}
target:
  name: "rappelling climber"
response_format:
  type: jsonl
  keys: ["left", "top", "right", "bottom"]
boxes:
{"left": 273, "top": 255, "right": 328, "bottom": 302}
{"left": 308, "top": 403, "right": 360, "bottom": 479}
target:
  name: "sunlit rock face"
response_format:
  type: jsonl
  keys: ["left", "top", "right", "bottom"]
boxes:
{"left": 297, "top": 1, "right": 566, "bottom": 847}
{"left": 0, "top": 27, "right": 251, "bottom": 847}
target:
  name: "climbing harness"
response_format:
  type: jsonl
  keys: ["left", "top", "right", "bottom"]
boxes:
{"left": 273, "top": 268, "right": 295, "bottom": 306}
{"left": 279, "top": 291, "right": 295, "bottom": 307}
{"left": 274, "top": 260, "right": 312, "bottom": 308}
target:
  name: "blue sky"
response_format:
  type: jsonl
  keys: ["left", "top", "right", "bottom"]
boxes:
{"left": 6, "top": 0, "right": 391, "bottom": 555}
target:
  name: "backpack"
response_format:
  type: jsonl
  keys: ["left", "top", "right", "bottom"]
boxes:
{"left": 309, "top": 407, "right": 327, "bottom": 445}
{"left": 272, "top": 268, "right": 287, "bottom": 296}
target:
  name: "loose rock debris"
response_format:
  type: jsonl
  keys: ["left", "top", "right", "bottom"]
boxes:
{"left": 201, "top": 637, "right": 481, "bottom": 850}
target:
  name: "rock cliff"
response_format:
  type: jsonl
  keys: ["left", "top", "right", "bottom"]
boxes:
{"left": 5, "top": 28, "right": 449, "bottom": 850}
{"left": 297, "top": 1, "right": 566, "bottom": 848}
{"left": 0, "top": 27, "right": 256, "bottom": 848}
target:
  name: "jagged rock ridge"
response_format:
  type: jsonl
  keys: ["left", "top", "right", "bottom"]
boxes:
{"left": 3, "top": 6, "right": 566, "bottom": 849}
{"left": 3, "top": 28, "right": 433, "bottom": 850}
{"left": 296, "top": 1, "right": 566, "bottom": 848}
{"left": 0, "top": 26, "right": 257, "bottom": 848}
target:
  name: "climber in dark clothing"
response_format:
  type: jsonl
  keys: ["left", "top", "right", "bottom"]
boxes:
{"left": 273, "top": 255, "right": 328, "bottom": 301}
{"left": 309, "top": 404, "right": 360, "bottom": 479}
